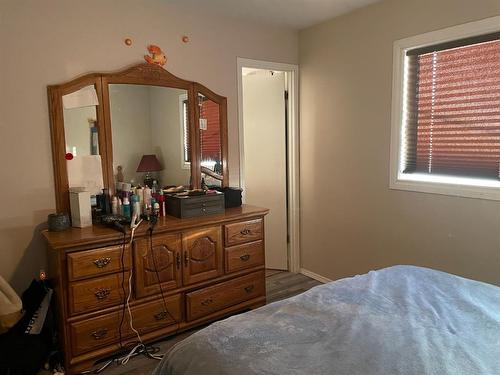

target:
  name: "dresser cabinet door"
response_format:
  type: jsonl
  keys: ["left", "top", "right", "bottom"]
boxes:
{"left": 134, "top": 233, "right": 182, "bottom": 298}
{"left": 182, "top": 226, "right": 223, "bottom": 285}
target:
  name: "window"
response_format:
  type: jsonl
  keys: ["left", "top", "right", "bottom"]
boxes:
{"left": 180, "top": 94, "right": 190, "bottom": 169}
{"left": 182, "top": 99, "right": 190, "bottom": 163}
{"left": 179, "top": 94, "right": 222, "bottom": 172}
{"left": 198, "top": 95, "right": 222, "bottom": 171}
{"left": 390, "top": 16, "right": 500, "bottom": 200}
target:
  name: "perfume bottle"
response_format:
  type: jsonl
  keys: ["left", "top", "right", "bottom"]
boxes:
{"left": 122, "top": 197, "right": 131, "bottom": 219}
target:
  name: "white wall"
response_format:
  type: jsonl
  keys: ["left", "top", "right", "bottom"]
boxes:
{"left": 0, "top": 0, "right": 298, "bottom": 292}
{"left": 299, "top": 0, "right": 500, "bottom": 285}
{"left": 149, "top": 87, "right": 191, "bottom": 186}
{"left": 63, "top": 105, "right": 97, "bottom": 156}
{"left": 110, "top": 84, "right": 152, "bottom": 183}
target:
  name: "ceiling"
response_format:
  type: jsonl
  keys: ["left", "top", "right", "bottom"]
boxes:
{"left": 166, "top": 0, "right": 381, "bottom": 30}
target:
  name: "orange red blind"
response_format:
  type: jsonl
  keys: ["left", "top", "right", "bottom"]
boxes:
{"left": 200, "top": 100, "right": 221, "bottom": 162}
{"left": 404, "top": 38, "right": 500, "bottom": 179}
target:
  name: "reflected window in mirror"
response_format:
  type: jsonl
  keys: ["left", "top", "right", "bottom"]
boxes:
{"left": 198, "top": 93, "right": 223, "bottom": 187}
{"left": 109, "top": 84, "right": 191, "bottom": 188}
{"left": 180, "top": 95, "right": 190, "bottom": 169}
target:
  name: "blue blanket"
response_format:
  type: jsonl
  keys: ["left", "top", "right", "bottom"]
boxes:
{"left": 154, "top": 266, "right": 500, "bottom": 374}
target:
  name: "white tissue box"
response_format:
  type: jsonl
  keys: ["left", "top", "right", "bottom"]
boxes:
{"left": 69, "top": 188, "right": 92, "bottom": 228}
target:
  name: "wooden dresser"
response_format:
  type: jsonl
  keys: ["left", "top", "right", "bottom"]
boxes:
{"left": 43, "top": 205, "right": 268, "bottom": 374}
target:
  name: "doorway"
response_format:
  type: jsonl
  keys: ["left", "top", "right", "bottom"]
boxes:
{"left": 237, "top": 58, "right": 299, "bottom": 273}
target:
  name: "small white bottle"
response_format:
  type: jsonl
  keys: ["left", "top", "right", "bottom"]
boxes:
{"left": 152, "top": 180, "right": 160, "bottom": 194}
{"left": 117, "top": 197, "right": 123, "bottom": 215}
{"left": 143, "top": 186, "right": 152, "bottom": 209}
{"left": 136, "top": 187, "right": 144, "bottom": 210}
{"left": 111, "top": 196, "right": 118, "bottom": 215}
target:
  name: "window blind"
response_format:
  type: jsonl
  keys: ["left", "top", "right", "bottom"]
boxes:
{"left": 402, "top": 36, "right": 500, "bottom": 179}
{"left": 199, "top": 99, "right": 221, "bottom": 162}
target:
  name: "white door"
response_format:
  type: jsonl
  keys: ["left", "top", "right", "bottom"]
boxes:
{"left": 242, "top": 69, "right": 288, "bottom": 270}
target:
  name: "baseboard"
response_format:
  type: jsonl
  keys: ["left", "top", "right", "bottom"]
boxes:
{"left": 300, "top": 268, "right": 332, "bottom": 284}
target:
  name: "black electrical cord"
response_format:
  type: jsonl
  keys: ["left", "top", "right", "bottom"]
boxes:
{"left": 79, "top": 343, "right": 163, "bottom": 374}
{"left": 118, "top": 231, "right": 127, "bottom": 348}
{"left": 80, "top": 221, "right": 176, "bottom": 374}
{"left": 148, "top": 224, "right": 179, "bottom": 330}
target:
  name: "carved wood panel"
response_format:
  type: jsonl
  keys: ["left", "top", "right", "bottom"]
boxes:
{"left": 182, "top": 226, "right": 223, "bottom": 285}
{"left": 134, "top": 233, "right": 182, "bottom": 298}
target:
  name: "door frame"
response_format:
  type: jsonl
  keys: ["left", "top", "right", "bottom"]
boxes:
{"left": 237, "top": 57, "right": 300, "bottom": 273}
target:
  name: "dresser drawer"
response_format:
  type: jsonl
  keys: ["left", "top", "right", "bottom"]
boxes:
{"left": 225, "top": 240, "right": 264, "bottom": 273}
{"left": 224, "top": 219, "right": 263, "bottom": 246}
{"left": 69, "top": 293, "right": 182, "bottom": 356}
{"left": 183, "top": 204, "right": 223, "bottom": 218}
{"left": 69, "top": 311, "right": 123, "bottom": 356}
{"left": 68, "top": 272, "right": 129, "bottom": 315}
{"left": 67, "top": 245, "right": 130, "bottom": 281}
{"left": 186, "top": 271, "right": 265, "bottom": 321}
{"left": 130, "top": 294, "right": 182, "bottom": 334}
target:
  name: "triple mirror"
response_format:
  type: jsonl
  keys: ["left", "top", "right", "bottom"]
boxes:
{"left": 49, "top": 64, "right": 228, "bottom": 213}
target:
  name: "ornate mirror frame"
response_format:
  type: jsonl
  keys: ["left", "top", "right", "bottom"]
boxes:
{"left": 47, "top": 63, "right": 229, "bottom": 213}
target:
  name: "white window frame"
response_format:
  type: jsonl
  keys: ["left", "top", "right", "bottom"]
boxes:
{"left": 179, "top": 93, "right": 190, "bottom": 170}
{"left": 390, "top": 15, "right": 500, "bottom": 201}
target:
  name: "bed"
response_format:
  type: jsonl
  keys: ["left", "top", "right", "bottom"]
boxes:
{"left": 153, "top": 265, "right": 500, "bottom": 375}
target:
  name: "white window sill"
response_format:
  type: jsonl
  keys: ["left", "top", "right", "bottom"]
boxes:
{"left": 390, "top": 173, "right": 500, "bottom": 201}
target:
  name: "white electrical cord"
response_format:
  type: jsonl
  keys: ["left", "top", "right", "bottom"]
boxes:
{"left": 126, "top": 220, "right": 143, "bottom": 344}
{"left": 121, "top": 220, "right": 164, "bottom": 364}
{"left": 79, "top": 219, "right": 163, "bottom": 374}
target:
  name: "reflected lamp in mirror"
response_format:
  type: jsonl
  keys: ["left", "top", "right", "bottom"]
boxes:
{"left": 137, "top": 154, "right": 163, "bottom": 187}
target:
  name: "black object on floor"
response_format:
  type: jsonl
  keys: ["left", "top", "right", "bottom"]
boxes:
{"left": 0, "top": 280, "right": 56, "bottom": 375}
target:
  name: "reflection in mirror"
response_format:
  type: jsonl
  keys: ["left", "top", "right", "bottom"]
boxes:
{"left": 109, "top": 84, "right": 190, "bottom": 188}
{"left": 63, "top": 85, "right": 104, "bottom": 195}
{"left": 63, "top": 85, "right": 99, "bottom": 157}
{"left": 198, "top": 93, "right": 223, "bottom": 187}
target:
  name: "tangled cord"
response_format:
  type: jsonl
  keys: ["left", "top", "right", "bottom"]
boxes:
{"left": 80, "top": 220, "right": 170, "bottom": 374}
{"left": 79, "top": 343, "right": 162, "bottom": 374}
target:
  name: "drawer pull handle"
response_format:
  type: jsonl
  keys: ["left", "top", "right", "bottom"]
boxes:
{"left": 240, "top": 229, "right": 252, "bottom": 236}
{"left": 91, "top": 328, "right": 108, "bottom": 340}
{"left": 201, "top": 298, "right": 213, "bottom": 306}
{"left": 176, "top": 252, "right": 181, "bottom": 269}
{"left": 240, "top": 254, "right": 251, "bottom": 262}
{"left": 154, "top": 311, "right": 168, "bottom": 321}
{"left": 94, "top": 288, "right": 111, "bottom": 300}
{"left": 244, "top": 285, "right": 254, "bottom": 293}
{"left": 93, "top": 257, "right": 111, "bottom": 268}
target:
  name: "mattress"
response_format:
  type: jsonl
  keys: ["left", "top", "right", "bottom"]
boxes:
{"left": 153, "top": 265, "right": 500, "bottom": 375}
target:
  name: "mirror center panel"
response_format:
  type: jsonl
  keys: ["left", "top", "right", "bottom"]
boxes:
{"left": 109, "top": 84, "right": 190, "bottom": 188}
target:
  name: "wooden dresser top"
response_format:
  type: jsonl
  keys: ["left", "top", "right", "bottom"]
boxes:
{"left": 42, "top": 205, "right": 269, "bottom": 250}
